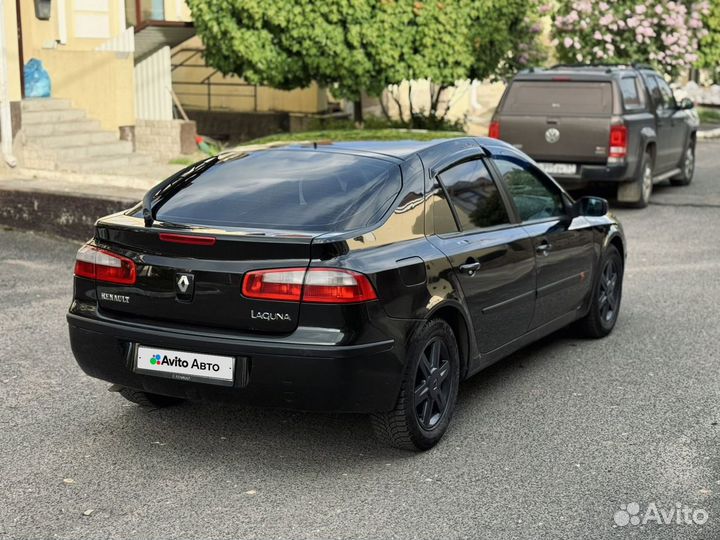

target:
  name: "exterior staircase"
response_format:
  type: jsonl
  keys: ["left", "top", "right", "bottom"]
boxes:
{"left": 20, "top": 99, "right": 154, "bottom": 173}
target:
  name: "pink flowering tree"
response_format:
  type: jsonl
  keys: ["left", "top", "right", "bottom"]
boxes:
{"left": 553, "top": 0, "right": 710, "bottom": 76}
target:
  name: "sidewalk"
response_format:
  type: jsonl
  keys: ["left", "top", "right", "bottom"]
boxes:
{"left": 0, "top": 163, "right": 183, "bottom": 241}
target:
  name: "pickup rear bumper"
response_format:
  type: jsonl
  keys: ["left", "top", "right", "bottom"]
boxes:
{"left": 549, "top": 160, "right": 639, "bottom": 186}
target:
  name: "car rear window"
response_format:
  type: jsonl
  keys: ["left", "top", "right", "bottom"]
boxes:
{"left": 150, "top": 150, "right": 401, "bottom": 232}
{"left": 502, "top": 81, "right": 613, "bottom": 115}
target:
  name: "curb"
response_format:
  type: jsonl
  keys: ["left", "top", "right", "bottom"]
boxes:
{"left": 698, "top": 128, "right": 720, "bottom": 140}
{"left": 0, "top": 186, "right": 138, "bottom": 242}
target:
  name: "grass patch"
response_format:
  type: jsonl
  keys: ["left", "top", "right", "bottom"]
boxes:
{"left": 168, "top": 157, "right": 196, "bottom": 166}
{"left": 698, "top": 107, "right": 720, "bottom": 124}
{"left": 247, "top": 128, "right": 465, "bottom": 145}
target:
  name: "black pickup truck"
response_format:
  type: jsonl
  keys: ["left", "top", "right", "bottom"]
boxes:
{"left": 489, "top": 64, "right": 699, "bottom": 208}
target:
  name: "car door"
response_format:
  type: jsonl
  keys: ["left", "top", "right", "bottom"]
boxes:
{"left": 654, "top": 76, "right": 689, "bottom": 167}
{"left": 426, "top": 157, "right": 536, "bottom": 353}
{"left": 491, "top": 153, "right": 596, "bottom": 329}
{"left": 650, "top": 75, "right": 685, "bottom": 172}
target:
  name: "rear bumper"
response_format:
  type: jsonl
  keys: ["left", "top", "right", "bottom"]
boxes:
{"left": 550, "top": 160, "right": 639, "bottom": 186}
{"left": 67, "top": 310, "right": 406, "bottom": 413}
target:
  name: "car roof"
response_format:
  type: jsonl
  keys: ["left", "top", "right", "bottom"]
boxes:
{"left": 241, "top": 137, "right": 515, "bottom": 162}
{"left": 513, "top": 64, "right": 656, "bottom": 82}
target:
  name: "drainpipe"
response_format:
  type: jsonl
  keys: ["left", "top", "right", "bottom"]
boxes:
{"left": 0, "top": 0, "right": 17, "bottom": 167}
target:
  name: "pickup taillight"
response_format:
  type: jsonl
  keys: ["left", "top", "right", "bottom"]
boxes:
{"left": 488, "top": 121, "right": 500, "bottom": 139}
{"left": 608, "top": 125, "right": 628, "bottom": 161}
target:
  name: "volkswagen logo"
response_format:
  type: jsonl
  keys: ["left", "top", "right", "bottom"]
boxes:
{"left": 175, "top": 272, "right": 194, "bottom": 300}
{"left": 545, "top": 128, "right": 560, "bottom": 144}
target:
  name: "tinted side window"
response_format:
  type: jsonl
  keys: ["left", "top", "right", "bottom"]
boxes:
{"left": 431, "top": 179, "right": 459, "bottom": 235}
{"left": 643, "top": 75, "right": 661, "bottom": 109}
{"left": 437, "top": 160, "right": 510, "bottom": 231}
{"left": 620, "top": 77, "right": 643, "bottom": 110}
{"left": 493, "top": 157, "right": 565, "bottom": 222}
{"left": 655, "top": 76, "right": 676, "bottom": 110}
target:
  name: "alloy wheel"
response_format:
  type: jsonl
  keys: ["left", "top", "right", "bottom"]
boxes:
{"left": 413, "top": 338, "right": 452, "bottom": 430}
{"left": 598, "top": 259, "right": 620, "bottom": 324}
{"left": 684, "top": 147, "right": 695, "bottom": 179}
{"left": 642, "top": 163, "right": 653, "bottom": 203}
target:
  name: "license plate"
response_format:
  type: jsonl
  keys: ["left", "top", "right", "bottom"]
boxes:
{"left": 135, "top": 345, "right": 235, "bottom": 386}
{"left": 538, "top": 162, "right": 577, "bottom": 176}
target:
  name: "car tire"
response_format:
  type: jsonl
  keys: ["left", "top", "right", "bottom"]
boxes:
{"left": 576, "top": 245, "right": 623, "bottom": 339}
{"left": 617, "top": 152, "right": 653, "bottom": 208}
{"left": 371, "top": 319, "right": 460, "bottom": 451}
{"left": 118, "top": 387, "right": 185, "bottom": 409}
{"left": 670, "top": 142, "right": 695, "bottom": 186}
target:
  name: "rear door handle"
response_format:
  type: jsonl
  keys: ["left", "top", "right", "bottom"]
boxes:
{"left": 458, "top": 261, "right": 482, "bottom": 275}
{"left": 536, "top": 241, "right": 552, "bottom": 255}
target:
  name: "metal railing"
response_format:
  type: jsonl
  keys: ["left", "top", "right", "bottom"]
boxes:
{"left": 171, "top": 48, "right": 258, "bottom": 111}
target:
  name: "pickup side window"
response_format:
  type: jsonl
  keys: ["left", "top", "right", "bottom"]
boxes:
{"left": 654, "top": 76, "right": 677, "bottom": 110}
{"left": 493, "top": 156, "right": 565, "bottom": 222}
{"left": 620, "top": 76, "right": 644, "bottom": 110}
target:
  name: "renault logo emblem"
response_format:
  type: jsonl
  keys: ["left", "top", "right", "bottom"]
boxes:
{"left": 175, "top": 273, "right": 194, "bottom": 299}
{"left": 545, "top": 128, "right": 560, "bottom": 144}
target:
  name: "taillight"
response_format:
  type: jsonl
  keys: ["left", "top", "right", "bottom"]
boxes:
{"left": 242, "top": 268, "right": 377, "bottom": 304}
{"left": 488, "top": 121, "right": 500, "bottom": 139}
{"left": 609, "top": 125, "right": 628, "bottom": 160}
{"left": 242, "top": 268, "right": 305, "bottom": 302}
{"left": 74, "top": 244, "right": 137, "bottom": 285}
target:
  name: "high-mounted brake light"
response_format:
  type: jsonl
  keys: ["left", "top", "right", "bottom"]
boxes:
{"left": 609, "top": 125, "right": 628, "bottom": 160}
{"left": 242, "top": 268, "right": 377, "bottom": 304}
{"left": 159, "top": 233, "right": 216, "bottom": 246}
{"left": 74, "top": 244, "right": 137, "bottom": 285}
{"left": 488, "top": 121, "right": 501, "bottom": 139}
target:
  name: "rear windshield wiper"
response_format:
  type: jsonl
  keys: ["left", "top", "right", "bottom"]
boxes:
{"left": 142, "top": 156, "right": 220, "bottom": 227}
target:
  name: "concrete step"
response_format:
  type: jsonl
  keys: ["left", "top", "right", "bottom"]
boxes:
{"left": 28, "top": 130, "right": 119, "bottom": 149}
{"left": 22, "top": 108, "right": 86, "bottom": 124}
{"left": 25, "top": 140, "right": 134, "bottom": 162}
{"left": 22, "top": 119, "right": 102, "bottom": 137}
{"left": 21, "top": 98, "right": 73, "bottom": 112}
{"left": 58, "top": 153, "right": 155, "bottom": 173}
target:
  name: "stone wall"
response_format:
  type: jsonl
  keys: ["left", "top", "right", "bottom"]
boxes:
{"left": 134, "top": 119, "right": 197, "bottom": 162}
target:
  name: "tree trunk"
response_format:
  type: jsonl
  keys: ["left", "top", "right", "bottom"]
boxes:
{"left": 353, "top": 98, "right": 364, "bottom": 126}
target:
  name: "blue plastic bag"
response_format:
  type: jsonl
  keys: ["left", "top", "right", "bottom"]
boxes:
{"left": 24, "top": 59, "right": 51, "bottom": 98}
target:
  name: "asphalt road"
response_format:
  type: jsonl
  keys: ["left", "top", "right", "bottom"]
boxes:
{"left": 2, "top": 142, "right": 720, "bottom": 540}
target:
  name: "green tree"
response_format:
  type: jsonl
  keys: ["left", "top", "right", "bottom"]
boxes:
{"left": 187, "top": 0, "right": 544, "bottom": 124}
{"left": 699, "top": 0, "right": 720, "bottom": 79}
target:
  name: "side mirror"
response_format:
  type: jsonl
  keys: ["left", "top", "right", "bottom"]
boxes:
{"left": 573, "top": 196, "right": 608, "bottom": 217}
{"left": 678, "top": 97, "right": 694, "bottom": 110}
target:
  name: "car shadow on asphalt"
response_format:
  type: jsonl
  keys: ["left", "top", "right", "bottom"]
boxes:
{"left": 75, "top": 327, "right": 577, "bottom": 471}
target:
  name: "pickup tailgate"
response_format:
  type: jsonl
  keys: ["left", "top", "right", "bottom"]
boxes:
{"left": 498, "top": 80, "right": 613, "bottom": 164}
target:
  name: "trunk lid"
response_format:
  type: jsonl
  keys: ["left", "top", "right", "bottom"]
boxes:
{"left": 93, "top": 215, "right": 314, "bottom": 334}
{"left": 498, "top": 80, "right": 613, "bottom": 164}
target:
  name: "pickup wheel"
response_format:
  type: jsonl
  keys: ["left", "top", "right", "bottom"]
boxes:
{"left": 617, "top": 151, "right": 653, "bottom": 208}
{"left": 670, "top": 142, "right": 695, "bottom": 186}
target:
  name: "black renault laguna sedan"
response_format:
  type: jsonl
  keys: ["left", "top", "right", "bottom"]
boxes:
{"left": 67, "top": 137, "right": 625, "bottom": 451}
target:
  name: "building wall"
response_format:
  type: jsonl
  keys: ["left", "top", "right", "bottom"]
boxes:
{"left": 375, "top": 79, "right": 506, "bottom": 135}
{"left": 33, "top": 49, "right": 135, "bottom": 131}
{"left": 3, "top": 0, "right": 22, "bottom": 102}
{"left": 172, "top": 36, "right": 328, "bottom": 114}
{"left": 13, "top": 0, "right": 134, "bottom": 131}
